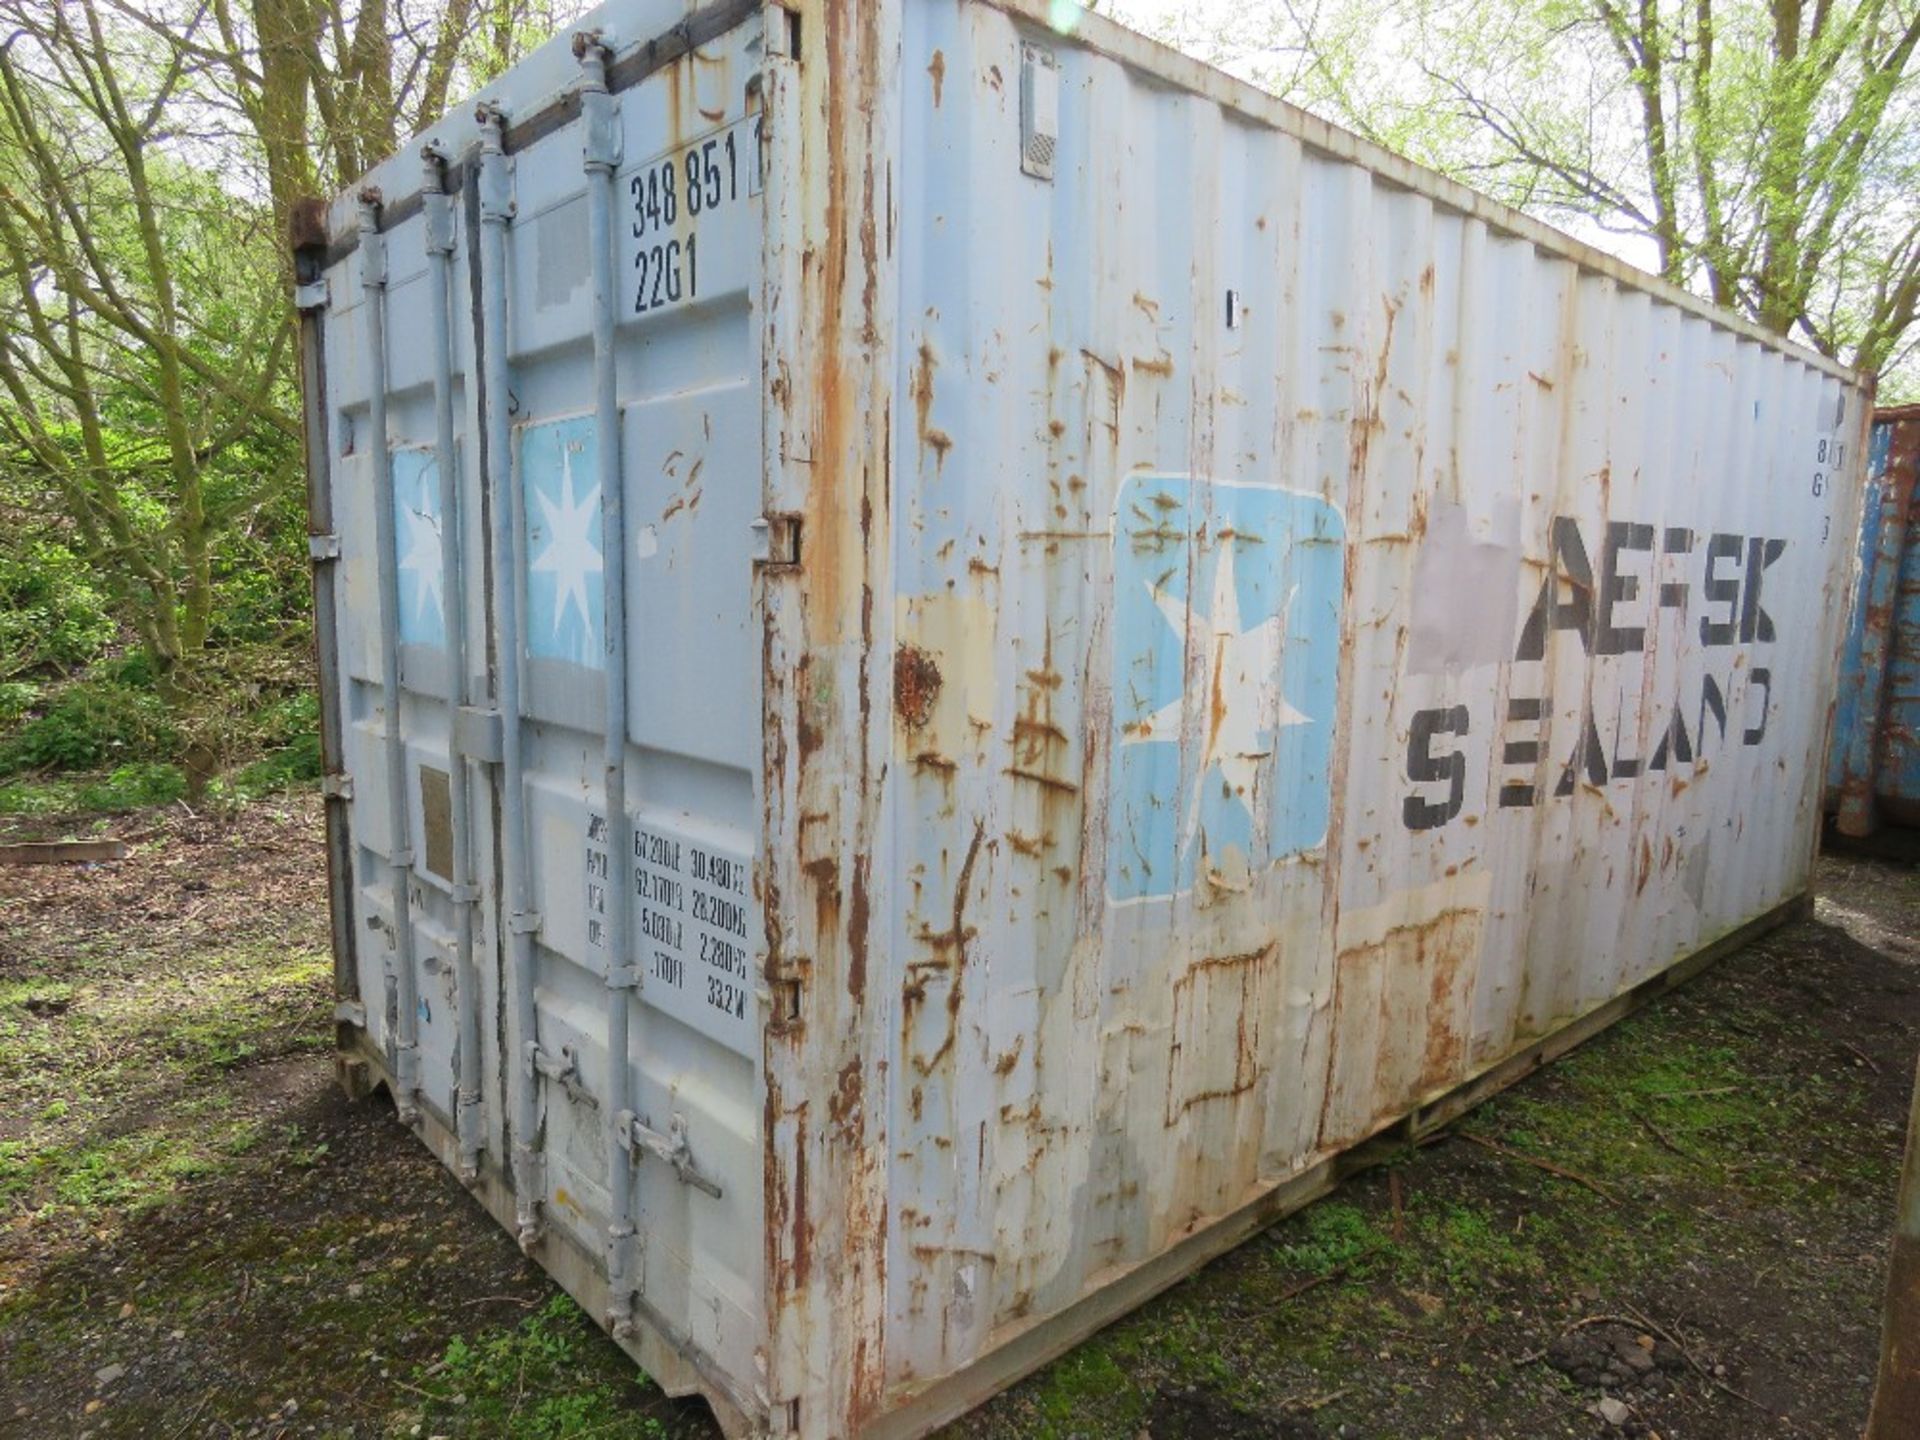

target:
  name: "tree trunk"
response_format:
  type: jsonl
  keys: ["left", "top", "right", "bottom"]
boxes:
{"left": 249, "top": 0, "right": 320, "bottom": 235}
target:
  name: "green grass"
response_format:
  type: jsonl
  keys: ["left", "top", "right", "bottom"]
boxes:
{"left": 1028, "top": 1343, "right": 1144, "bottom": 1436}
{"left": 0, "top": 759, "right": 324, "bottom": 818}
{"left": 0, "top": 798, "right": 697, "bottom": 1439}
{"left": 401, "top": 1295, "right": 671, "bottom": 1439}
{"left": 0, "top": 943, "right": 332, "bottom": 1226}
{"left": 1270, "top": 1197, "right": 1387, "bottom": 1276}
{"left": 0, "top": 762, "right": 188, "bottom": 816}
{"left": 222, "top": 732, "right": 323, "bottom": 800}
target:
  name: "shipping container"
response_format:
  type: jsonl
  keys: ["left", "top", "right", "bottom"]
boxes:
{"left": 293, "top": 1, "right": 1872, "bottom": 1434}
{"left": 1830, "top": 404, "right": 1920, "bottom": 834}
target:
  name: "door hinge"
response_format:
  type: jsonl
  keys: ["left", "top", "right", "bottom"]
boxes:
{"left": 453, "top": 706, "right": 505, "bottom": 764}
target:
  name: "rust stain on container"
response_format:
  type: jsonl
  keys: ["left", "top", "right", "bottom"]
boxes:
{"left": 894, "top": 643, "right": 944, "bottom": 728}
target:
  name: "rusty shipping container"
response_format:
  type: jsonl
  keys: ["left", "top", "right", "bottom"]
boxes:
{"left": 1830, "top": 405, "right": 1920, "bottom": 834}
{"left": 295, "top": 1, "right": 1872, "bottom": 1434}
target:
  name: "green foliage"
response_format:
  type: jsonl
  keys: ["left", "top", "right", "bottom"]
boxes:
{"left": 0, "top": 540, "right": 114, "bottom": 679}
{"left": 168, "top": 650, "right": 322, "bottom": 799}
{"left": 0, "top": 681, "right": 39, "bottom": 725}
{"left": 0, "top": 652, "right": 320, "bottom": 810}
{"left": 203, "top": 433, "right": 311, "bottom": 648}
{"left": 1270, "top": 1198, "right": 1388, "bottom": 1276}
{"left": 410, "top": 1295, "right": 669, "bottom": 1439}
{"left": 0, "top": 764, "right": 185, "bottom": 815}
{"left": 253, "top": 691, "right": 320, "bottom": 749}
{"left": 226, "top": 692, "right": 325, "bottom": 796}
{"left": 106, "top": 651, "right": 159, "bottom": 689}
{"left": 0, "top": 30, "right": 301, "bottom": 685}
{"left": 86, "top": 763, "right": 187, "bottom": 810}
{"left": 225, "top": 742, "right": 323, "bottom": 802}
{"left": 0, "top": 677, "right": 176, "bottom": 775}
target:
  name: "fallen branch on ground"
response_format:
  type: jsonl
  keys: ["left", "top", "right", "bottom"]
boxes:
{"left": 1452, "top": 1130, "right": 1620, "bottom": 1204}
{"left": 1839, "top": 1040, "right": 1881, "bottom": 1074}
{"left": 1620, "top": 1300, "right": 1770, "bottom": 1415}
{"left": 1634, "top": 1108, "right": 1694, "bottom": 1159}
{"left": 1251, "top": 1245, "right": 1385, "bottom": 1318}
{"left": 1512, "top": 1312, "right": 1651, "bottom": 1366}
{"left": 0, "top": 840, "right": 128, "bottom": 866}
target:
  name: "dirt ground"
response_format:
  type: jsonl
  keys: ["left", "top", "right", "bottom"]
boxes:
{"left": 0, "top": 796, "right": 1915, "bottom": 1439}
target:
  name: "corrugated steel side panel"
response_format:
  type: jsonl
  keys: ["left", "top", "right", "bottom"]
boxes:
{"left": 1830, "top": 417, "right": 1898, "bottom": 807}
{"left": 1874, "top": 409, "right": 1920, "bottom": 825}
{"left": 1831, "top": 407, "right": 1920, "bottom": 832}
{"left": 1889, "top": 472, "right": 1920, "bottom": 824}
{"left": 812, "top": 0, "right": 1869, "bottom": 1427}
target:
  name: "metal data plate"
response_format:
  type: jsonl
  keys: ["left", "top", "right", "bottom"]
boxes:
{"left": 585, "top": 807, "right": 757, "bottom": 1058}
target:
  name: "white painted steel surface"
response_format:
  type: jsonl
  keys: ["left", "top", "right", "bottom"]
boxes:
{"left": 301, "top": 2, "right": 1871, "bottom": 1435}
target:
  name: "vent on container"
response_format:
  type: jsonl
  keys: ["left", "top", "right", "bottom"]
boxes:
{"left": 1020, "top": 42, "right": 1059, "bottom": 180}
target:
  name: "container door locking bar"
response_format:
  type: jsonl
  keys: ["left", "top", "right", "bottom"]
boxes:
{"left": 526, "top": 1041, "right": 597, "bottom": 1108}
{"left": 617, "top": 1111, "right": 723, "bottom": 1198}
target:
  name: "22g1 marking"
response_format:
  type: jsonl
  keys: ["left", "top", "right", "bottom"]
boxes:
{"left": 633, "top": 237, "right": 694, "bottom": 315}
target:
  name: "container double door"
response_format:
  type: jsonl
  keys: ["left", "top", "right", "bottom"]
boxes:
{"left": 328, "top": 13, "right": 770, "bottom": 1385}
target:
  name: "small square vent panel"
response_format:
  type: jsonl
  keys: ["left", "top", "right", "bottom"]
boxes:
{"left": 1020, "top": 43, "right": 1060, "bottom": 180}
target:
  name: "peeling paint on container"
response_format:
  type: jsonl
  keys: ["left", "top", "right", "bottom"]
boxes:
{"left": 1830, "top": 405, "right": 1920, "bottom": 834}
{"left": 295, "top": 2, "right": 1871, "bottom": 1436}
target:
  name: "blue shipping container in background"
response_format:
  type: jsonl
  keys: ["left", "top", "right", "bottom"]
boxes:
{"left": 1830, "top": 405, "right": 1920, "bottom": 834}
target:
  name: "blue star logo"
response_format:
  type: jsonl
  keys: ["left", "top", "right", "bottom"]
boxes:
{"left": 521, "top": 417, "right": 604, "bottom": 669}
{"left": 392, "top": 448, "right": 445, "bottom": 650}
{"left": 1107, "top": 475, "right": 1345, "bottom": 901}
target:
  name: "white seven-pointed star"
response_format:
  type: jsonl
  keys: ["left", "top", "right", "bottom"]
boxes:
{"left": 1126, "top": 538, "right": 1309, "bottom": 856}
{"left": 529, "top": 448, "right": 603, "bottom": 644}
{"left": 398, "top": 502, "right": 444, "bottom": 627}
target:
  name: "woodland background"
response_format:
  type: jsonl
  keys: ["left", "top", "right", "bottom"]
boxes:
{"left": 3, "top": 0, "right": 1916, "bottom": 803}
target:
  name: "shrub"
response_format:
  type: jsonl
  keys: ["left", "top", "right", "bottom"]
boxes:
{"left": 0, "top": 680, "right": 38, "bottom": 725}
{"left": 0, "top": 677, "right": 176, "bottom": 775}
{"left": 227, "top": 735, "right": 323, "bottom": 800}
{"left": 0, "top": 540, "right": 115, "bottom": 679}
{"left": 253, "top": 691, "right": 320, "bottom": 749}
{"left": 0, "top": 763, "right": 186, "bottom": 816}
{"left": 106, "top": 651, "right": 159, "bottom": 689}
{"left": 80, "top": 763, "right": 188, "bottom": 810}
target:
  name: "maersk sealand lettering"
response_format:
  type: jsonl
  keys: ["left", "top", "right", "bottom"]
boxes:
{"left": 1402, "top": 516, "right": 1784, "bottom": 832}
